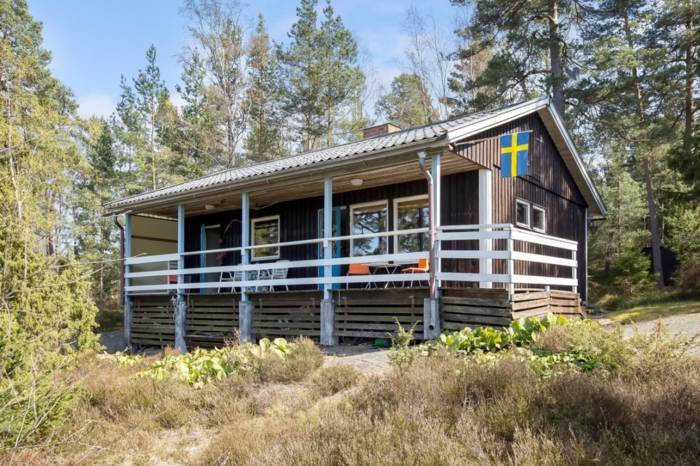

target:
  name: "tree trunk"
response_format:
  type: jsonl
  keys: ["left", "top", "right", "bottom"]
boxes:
{"left": 548, "top": 1, "right": 565, "bottom": 115}
{"left": 623, "top": 11, "right": 664, "bottom": 286}
{"left": 150, "top": 102, "right": 157, "bottom": 190}
{"left": 642, "top": 158, "right": 664, "bottom": 285}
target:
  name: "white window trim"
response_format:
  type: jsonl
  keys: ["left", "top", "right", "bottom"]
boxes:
{"left": 349, "top": 200, "right": 389, "bottom": 256}
{"left": 393, "top": 194, "right": 429, "bottom": 254}
{"left": 531, "top": 204, "right": 546, "bottom": 233}
{"left": 515, "top": 199, "right": 531, "bottom": 229}
{"left": 251, "top": 215, "right": 280, "bottom": 261}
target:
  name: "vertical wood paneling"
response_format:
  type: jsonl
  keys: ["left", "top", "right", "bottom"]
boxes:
{"left": 455, "top": 113, "right": 588, "bottom": 298}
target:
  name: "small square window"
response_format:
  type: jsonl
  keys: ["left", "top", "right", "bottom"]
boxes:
{"left": 516, "top": 200, "right": 530, "bottom": 228}
{"left": 532, "top": 205, "right": 545, "bottom": 232}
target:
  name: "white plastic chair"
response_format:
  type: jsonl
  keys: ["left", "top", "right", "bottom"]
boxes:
{"left": 271, "top": 260, "right": 290, "bottom": 291}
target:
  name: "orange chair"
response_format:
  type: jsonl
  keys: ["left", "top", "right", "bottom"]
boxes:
{"left": 402, "top": 258, "right": 429, "bottom": 287}
{"left": 346, "top": 263, "right": 371, "bottom": 289}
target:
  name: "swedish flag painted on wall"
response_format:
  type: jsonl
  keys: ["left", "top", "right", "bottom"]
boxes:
{"left": 500, "top": 132, "right": 529, "bottom": 178}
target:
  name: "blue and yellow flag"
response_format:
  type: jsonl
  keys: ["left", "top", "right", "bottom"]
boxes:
{"left": 500, "top": 132, "right": 529, "bottom": 178}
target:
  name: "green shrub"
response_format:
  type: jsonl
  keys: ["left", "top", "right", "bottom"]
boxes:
{"left": 0, "top": 222, "right": 99, "bottom": 449}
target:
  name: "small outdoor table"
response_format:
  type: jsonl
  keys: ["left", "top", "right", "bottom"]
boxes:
{"left": 368, "top": 262, "right": 402, "bottom": 288}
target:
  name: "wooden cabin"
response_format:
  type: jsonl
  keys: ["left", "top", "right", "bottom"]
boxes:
{"left": 105, "top": 97, "right": 605, "bottom": 350}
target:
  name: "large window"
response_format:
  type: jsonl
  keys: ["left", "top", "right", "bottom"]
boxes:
{"left": 394, "top": 195, "right": 429, "bottom": 253}
{"left": 251, "top": 216, "right": 280, "bottom": 261}
{"left": 350, "top": 201, "right": 388, "bottom": 256}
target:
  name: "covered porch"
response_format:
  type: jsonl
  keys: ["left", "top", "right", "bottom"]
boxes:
{"left": 120, "top": 151, "right": 580, "bottom": 350}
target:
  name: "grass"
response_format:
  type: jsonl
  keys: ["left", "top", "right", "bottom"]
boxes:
{"left": 2, "top": 323, "right": 699, "bottom": 465}
{"left": 605, "top": 299, "right": 700, "bottom": 324}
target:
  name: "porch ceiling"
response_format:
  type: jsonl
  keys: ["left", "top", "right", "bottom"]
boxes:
{"left": 144, "top": 151, "right": 480, "bottom": 217}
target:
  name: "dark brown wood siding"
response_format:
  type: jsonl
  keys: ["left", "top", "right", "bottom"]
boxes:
{"left": 185, "top": 171, "right": 480, "bottom": 284}
{"left": 455, "top": 113, "right": 588, "bottom": 299}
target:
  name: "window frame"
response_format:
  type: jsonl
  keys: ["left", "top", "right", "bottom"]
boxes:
{"left": 531, "top": 204, "right": 546, "bottom": 233}
{"left": 349, "top": 200, "right": 389, "bottom": 256}
{"left": 515, "top": 199, "right": 531, "bottom": 229}
{"left": 392, "top": 194, "right": 429, "bottom": 254}
{"left": 250, "top": 215, "right": 281, "bottom": 261}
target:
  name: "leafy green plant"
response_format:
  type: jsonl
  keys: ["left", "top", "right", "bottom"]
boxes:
{"left": 137, "top": 338, "right": 315, "bottom": 388}
{"left": 98, "top": 352, "right": 143, "bottom": 368}
{"left": 389, "top": 319, "right": 419, "bottom": 369}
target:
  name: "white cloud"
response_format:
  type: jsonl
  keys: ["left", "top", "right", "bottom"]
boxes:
{"left": 77, "top": 93, "right": 116, "bottom": 119}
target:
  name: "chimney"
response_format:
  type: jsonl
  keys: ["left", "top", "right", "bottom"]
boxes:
{"left": 362, "top": 122, "right": 401, "bottom": 139}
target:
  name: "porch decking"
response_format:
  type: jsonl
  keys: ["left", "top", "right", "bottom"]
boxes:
{"left": 130, "top": 287, "right": 583, "bottom": 348}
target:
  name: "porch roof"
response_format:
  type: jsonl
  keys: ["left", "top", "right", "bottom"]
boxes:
{"left": 105, "top": 97, "right": 605, "bottom": 218}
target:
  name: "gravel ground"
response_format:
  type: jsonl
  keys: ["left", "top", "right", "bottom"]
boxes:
{"left": 98, "top": 330, "right": 128, "bottom": 353}
{"left": 323, "top": 344, "right": 391, "bottom": 374}
{"left": 620, "top": 313, "right": 700, "bottom": 355}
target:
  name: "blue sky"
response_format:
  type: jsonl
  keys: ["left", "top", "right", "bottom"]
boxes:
{"left": 28, "top": 0, "right": 461, "bottom": 119}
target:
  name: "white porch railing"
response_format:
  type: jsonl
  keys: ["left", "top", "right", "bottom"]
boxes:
{"left": 124, "top": 224, "right": 578, "bottom": 296}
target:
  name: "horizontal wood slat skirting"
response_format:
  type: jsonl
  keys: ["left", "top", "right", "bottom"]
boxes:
{"left": 252, "top": 291, "right": 322, "bottom": 339}
{"left": 334, "top": 288, "right": 428, "bottom": 340}
{"left": 440, "top": 288, "right": 584, "bottom": 330}
{"left": 129, "top": 288, "right": 584, "bottom": 348}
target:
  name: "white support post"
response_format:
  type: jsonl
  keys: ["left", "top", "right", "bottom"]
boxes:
{"left": 323, "top": 176, "right": 333, "bottom": 300}
{"left": 506, "top": 236, "right": 515, "bottom": 297}
{"left": 478, "top": 169, "right": 493, "bottom": 288}
{"left": 321, "top": 176, "right": 337, "bottom": 346}
{"left": 174, "top": 204, "right": 187, "bottom": 353}
{"left": 431, "top": 154, "right": 442, "bottom": 294}
{"left": 123, "top": 213, "right": 132, "bottom": 347}
{"left": 239, "top": 192, "right": 253, "bottom": 342}
{"left": 241, "top": 192, "right": 250, "bottom": 300}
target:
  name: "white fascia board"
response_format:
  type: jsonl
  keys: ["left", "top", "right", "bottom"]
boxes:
{"left": 445, "top": 97, "right": 550, "bottom": 144}
{"left": 540, "top": 106, "right": 606, "bottom": 218}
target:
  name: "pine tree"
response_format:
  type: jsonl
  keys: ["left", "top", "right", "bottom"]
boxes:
{"left": 278, "top": 0, "right": 364, "bottom": 151}
{"left": 176, "top": 51, "right": 223, "bottom": 174}
{"left": 0, "top": 0, "right": 98, "bottom": 446}
{"left": 244, "top": 15, "right": 285, "bottom": 163}
{"left": 448, "top": 0, "right": 582, "bottom": 114}
{"left": 73, "top": 118, "right": 120, "bottom": 311}
{"left": 183, "top": 0, "right": 247, "bottom": 168}
{"left": 116, "top": 45, "right": 182, "bottom": 191}
{"left": 577, "top": 0, "right": 669, "bottom": 286}
{"left": 656, "top": 0, "right": 699, "bottom": 199}
{"left": 317, "top": 0, "right": 363, "bottom": 146}
{"left": 376, "top": 73, "right": 438, "bottom": 128}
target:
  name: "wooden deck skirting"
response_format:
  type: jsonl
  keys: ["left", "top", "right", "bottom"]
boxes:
{"left": 335, "top": 288, "right": 427, "bottom": 339}
{"left": 130, "top": 288, "right": 584, "bottom": 348}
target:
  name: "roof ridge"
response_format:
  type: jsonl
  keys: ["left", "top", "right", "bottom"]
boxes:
{"left": 105, "top": 97, "right": 552, "bottom": 210}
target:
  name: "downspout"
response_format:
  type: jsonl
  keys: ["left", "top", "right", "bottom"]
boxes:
{"left": 417, "top": 151, "right": 437, "bottom": 300}
{"left": 114, "top": 215, "right": 125, "bottom": 308}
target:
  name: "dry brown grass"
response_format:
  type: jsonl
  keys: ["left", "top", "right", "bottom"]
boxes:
{"left": 3, "top": 326, "right": 699, "bottom": 465}
{"left": 310, "top": 364, "right": 362, "bottom": 397}
{"left": 255, "top": 337, "right": 324, "bottom": 383}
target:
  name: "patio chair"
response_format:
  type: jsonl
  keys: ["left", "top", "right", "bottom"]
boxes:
{"left": 167, "top": 260, "right": 178, "bottom": 293}
{"left": 402, "top": 258, "right": 429, "bottom": 287}
{"left": 217, "top": 270, "right": 244, "bottom": 294}
{"left": 346, "top": 263, "right": 371, "bottom": 289}
{"left": 271, "top": 260, "right": 290, "bottom": 291}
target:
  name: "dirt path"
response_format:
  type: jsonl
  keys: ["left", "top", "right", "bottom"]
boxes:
{"left": 620, "top": 313, "right": 700, "bottom": 355}
{"left": 323, "top": 344, "right": 391, "bottom": 374}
